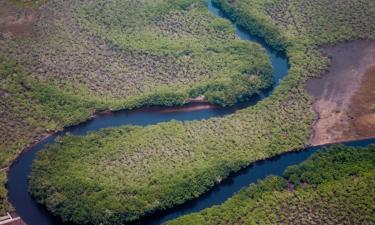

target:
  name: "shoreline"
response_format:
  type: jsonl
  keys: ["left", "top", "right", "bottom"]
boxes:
{"left": 6, "top": 40, "right": 375, "bottom": 224}
{"left": 4, "top": 97, "right": 215, "bottom": 172}
{"left": 3, "top": 100, "right": 216, "bottom": 224}
{"left": 2, "top": 0, "right": 374, "bottom": 223}
{"left": 306, "top": 40, "right": 375, "bottom": 146}
{"left": 3, "top": 133, "right": 54, "bottom": 173}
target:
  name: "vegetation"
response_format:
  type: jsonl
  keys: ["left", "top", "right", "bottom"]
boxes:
{"left": 1, "top": 0, "right": 272, "bottom": 108}
{"left": 0, "top": 0, "right": 271, "bottom": 216}
{"left": 0, "top": 0, "right": 373, "bottom": 222}
{"left": 167, "top": 145, "right": 375, "bottom": 225}
{"left": 0, "top": 56, "right": 99, "bottom": 214}
{"left": 0, "top": 0, "right": 271, "bottom": 198}
{"left": 0, "top": 173, "right": 12, "bottom": 216}
{"left": 29, "top": 0, "right": 375, "bottom": 224}
{"left": 8, "top": 0, "right": 47, "bottom": 7}
{"left": 0, "top": 57, "right": 97, "bottom": 167}
{"left": 215, "top": 0, "right": 375, "bottom": 47}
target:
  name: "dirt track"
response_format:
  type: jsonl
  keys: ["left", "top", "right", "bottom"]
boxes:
{"left": 306, "top": 40, "right": 375, "bottom": 146}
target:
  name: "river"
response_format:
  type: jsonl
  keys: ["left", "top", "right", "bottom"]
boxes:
{"left": 7, "top": 1, "right": 371, "bottom": 225}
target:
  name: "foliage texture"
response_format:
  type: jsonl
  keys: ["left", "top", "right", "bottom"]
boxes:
{"left": 29, "top": 0, "right": 375, "bottom": 223}
{"left": 167, "top": 145, "right": 375, "bottom": 225}
{"left": 0, "top": 0, "right": 271, "bottom": 214}
{"left": 1, "top": 0, "right": 373, "bottom": 222}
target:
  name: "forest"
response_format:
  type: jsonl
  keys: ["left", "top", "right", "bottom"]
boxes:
{"left": 2, "top": 0, "right": 272, "bottom": 109}
{"left": 0, "top": 56, "right": 99, "bottom": 215}
{"left": 1, "top": 0, "right": 273, "bottom": 176}
{"left": 0, "top": 0, "right": 374, "bottom": 223}
{"left": 0, "top": 0, "right": 273, "bottom": 169}
{"left": 167, "top": 145, "right": 375, "bottom": 224}
{"left": 0, "top": 0, "right": 271, "bottom": 215}
{"left": 28, "top": 0, "right": 375, "bottom": 224}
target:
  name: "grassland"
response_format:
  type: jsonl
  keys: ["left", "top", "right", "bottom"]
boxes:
{"left": 167, "top": 145, "right": 375, "bottom": 225}
{"left": 0, "top": 0, "right": 272, "bottom": 215}
{"left": 28, "top": 0, "right": 375, "bottom": 224}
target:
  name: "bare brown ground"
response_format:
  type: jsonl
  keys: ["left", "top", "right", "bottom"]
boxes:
{"left": 159, "top": 96, "right": 219, "bottom": 113}
{"left": 306, "top": 40, "right": 375, "bottom": 146}
{"left": 3, "top": 218, "right": 26, "bottom": 225}
{"left": 158, "top": 102, "right": 219, "bottom": 113}
{"left": 0, "top": 212, "right": 26, "bottom": 225}
{"left": 343, "top": 64, "right": 375, "bottom": 141}
{"left": 0, "top": 3, "right": 39, "bottom": 39}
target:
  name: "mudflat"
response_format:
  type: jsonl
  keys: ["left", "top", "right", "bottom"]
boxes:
{"left": 306, "top": 40, "right": 375, "bottom": 146}
{"left": 344, "top": 64, "right": 375, "bottom": 140}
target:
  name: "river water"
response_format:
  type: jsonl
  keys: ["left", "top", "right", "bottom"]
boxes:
{"left": 7, "top": 1, "right": 371, "bottom": 225}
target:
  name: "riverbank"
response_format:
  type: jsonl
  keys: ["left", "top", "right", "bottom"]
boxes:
{"left": 0, "top": 212, "right": 25, "bottom": 225}
{"left": 166, "top": 144, "right": 375, "bottom": 225}
{"left": 24, "top": 0, "right": 375, "bottom": 223}
{"left": 306, "top": 40, "right": 375, "bottom": 146}
{"left": 0, "top": 0, "right": 274, "bottom": 219}
{"left": 6, "top": 0, "right": 375, "bottom": 224}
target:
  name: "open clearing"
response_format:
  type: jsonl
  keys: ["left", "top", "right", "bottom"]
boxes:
{"left": 306, "top": 40, "right": 375, "bottom": 146}
{"left": 2, "top": 0, "right": 375, "bottom": 224}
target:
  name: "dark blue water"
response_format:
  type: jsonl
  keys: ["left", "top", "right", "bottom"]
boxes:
{"left": 5, "top": 100, "right": 280, "bottom": 225}
{"left": 131, "top": 138, "right": 375, "bottom": 225}
{"left": 207, "top": 0, "right": 287, "bottom": 87}
{"left": 6, "top": 102, "right": 277, "bottom": 225}
{"left": 6, "top": 1, "right": 369, "bottom": 225}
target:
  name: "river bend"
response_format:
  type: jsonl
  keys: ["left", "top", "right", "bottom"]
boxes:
{"left": 7, "top": 1, "right": 367, "bottom": 225}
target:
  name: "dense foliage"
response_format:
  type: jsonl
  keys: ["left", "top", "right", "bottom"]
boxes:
{"left": 0, "top": 0, "right": 271, "bottom": 176}
{"left": 2, "top": 0, "right": 272, "bottom": 108}
{"left": 0, "top": 0, "right": 271, "bottom": 216}
{"left": 29, "top": 0, "right": 375, "bottom": 224}
{"left": 0, "top": 57, "right": 96, "bottom": 215}
{"left": 213, "top": 0, "right": 375, "bottom": 49}
{"left": 76, "top": 0, "right": 273, "bottom": 106}
{"left": 167, "top": 145, "right": 375, "bottom": 225}
{"left": 0, "top": 57, "right": 97, "bottom": 167}
{"left": 1, "top": 0, "right": 272, "bottom": 174}
{"left": 0, "top": 173, "right": 12, "bottom": 216}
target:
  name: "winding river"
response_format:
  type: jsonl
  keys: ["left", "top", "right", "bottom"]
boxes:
{"left": 6, "top": 1, "right": 374, "bottom": 225}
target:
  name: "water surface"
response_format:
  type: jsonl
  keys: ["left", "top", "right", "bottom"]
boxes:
{"left": 7, "top": 1, "right": 301, "bottom": 225}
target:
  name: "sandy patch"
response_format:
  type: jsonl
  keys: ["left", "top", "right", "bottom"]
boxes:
{"left": 306, "top": 40, "right": 375, "bottom": 146}
{"left": 158, "top": 102, "right": 219, "bottom": 113}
